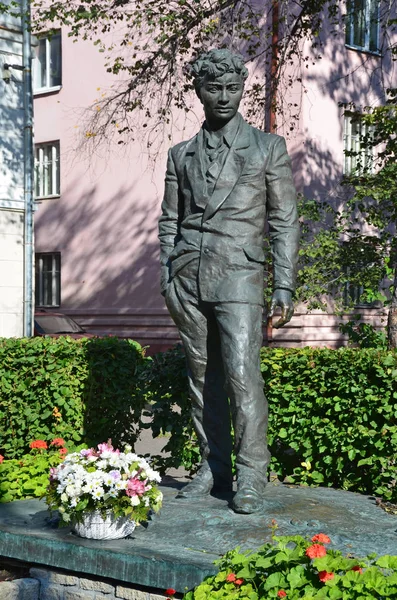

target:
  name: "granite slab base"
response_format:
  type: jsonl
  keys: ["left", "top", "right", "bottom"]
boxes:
{"left": 0, "top": 482, "right": 396, "bottom": 594}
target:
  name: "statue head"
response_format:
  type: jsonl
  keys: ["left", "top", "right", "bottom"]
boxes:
{"left": 191, "top": 49, "right": 248, "bottom": 129}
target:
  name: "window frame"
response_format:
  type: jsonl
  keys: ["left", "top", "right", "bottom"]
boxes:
{"left": 33, "top": 30, "right": 62, "bottom": 94}
{"left": 345, "top": 0, "right": 380, "bottom": 55}
{"left": 34, "top": 141, "right": 61, "bottom": 199}
{"left": 343, "top": 113, "right": 373, "bottom": 176}
{"left": 35, "top": 252, "right": 61, "bottom": 308}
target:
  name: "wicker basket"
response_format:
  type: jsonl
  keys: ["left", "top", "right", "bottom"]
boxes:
{"left": 72, "top": 511, "right": 136, "bottom": 540}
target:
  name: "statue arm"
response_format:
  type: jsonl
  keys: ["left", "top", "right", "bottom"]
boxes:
{"left": 265, "top": 136, "right": 300, "bottom": 327}
{"left": 158, "top": 149, "right": 181, "bottom": 295}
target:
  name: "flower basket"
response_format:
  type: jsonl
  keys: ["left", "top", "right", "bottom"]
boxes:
{"left": 72, "top": 510, "right": 136, "bottom": 540}
{"left": 46, "top": 441, "right": 162, "bottom": 539}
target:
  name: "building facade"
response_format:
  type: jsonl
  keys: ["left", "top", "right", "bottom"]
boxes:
{"left": 33, "top": 1, "right": 395, "bottom": 351}
{"left": 0, "top": 1, "right": 34, "bottom": 337}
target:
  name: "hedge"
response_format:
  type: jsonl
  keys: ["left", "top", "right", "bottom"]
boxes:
{"left": 1, "top": 339, "right": 397, "bottom": 503}
{"left": 0, "top": 336, "right": 146, "bottom": 459}
{"left": 145, "top": 346, "right": 397, "bottom": 503}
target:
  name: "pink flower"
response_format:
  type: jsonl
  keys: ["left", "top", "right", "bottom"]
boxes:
{"left": 126, "top": 477, "right": 147, "bottom": 497}
{"left": 226, "top": 573, "right": 236, "bottom": 582}
{"left": 306, "top": 544, "right": 327, "bottom": 559}
{"left": 98, "top": 441, "right": 113, "bottom": 453}
{"left": 277, "top": 592, "right": 287, "bottom": 598}
{"left": 318, "top": 571, "right": 334, "bottom": 582}
{"left": 30, "top": 440, "right": 47, "bottom": 450}
{"left": 51, "top": 438, "right": 65, "bottom": 447}
{"left": 0, "top": 454, "right": 4, "bottom": 464}
{"left": 49, "top": 467, "right": 58, "bottom": 482}
{"left": 59, "top": 448, "right": 68, "bottom": 457}
{"left": 235, "top": 579, "right": 244, "bottom": 586}
{"left": 311, "top": 533, "right": 331, "bottom": 544}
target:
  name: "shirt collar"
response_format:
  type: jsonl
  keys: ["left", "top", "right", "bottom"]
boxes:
{"left": 203, "top": 113, "right": 241, "bottom": 149}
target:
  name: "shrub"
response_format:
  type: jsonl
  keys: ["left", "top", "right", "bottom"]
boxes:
{"left": 0, "top": 437, "right": 77, "bottom": 503}
{"left": 262, "top": 348, "right": 397, "bottom": 502}
{"left": 184, "top": 533, "right": 397, "bottom": 599}
{"left": 0, "top": 337, "right": 147, "bottom": 459}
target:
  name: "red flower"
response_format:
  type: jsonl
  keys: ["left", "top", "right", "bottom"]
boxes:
{"left": 277, "top": 591, "right": 287, "bottom": 598}
{"left": 306, "top": 544, "right": 327, "bottom": 559}
{"left": 226, "top": 573, "right": 236, "bottom": 582}
{"left": 0, "top": 454, "right": 4, "bottom": 464}
{"left": 235, "top": 579, "right": 244, "bottom": 586}
{"left": 311, "top": 533, "right": 331, "bottom": 544}
{"left": 59, "top": 448, "right": 68, "bottom": 456}
{"left": 51, "top": 438, "right": 65, "bottom": 447}
{"left": 30, "top": 440, "right": 48, "bottom": 450}
{"left": 165, "top": 589, "right": 176, "bottom": 597}
{"left": 318, "top": 571, "right": 334, "bottom": 582}
{"left": 351, "top": 566, "right": 363, "bottom": 574}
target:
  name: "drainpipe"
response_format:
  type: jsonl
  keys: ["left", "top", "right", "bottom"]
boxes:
{"left": 21, "top": 0, "right": 34, "bottom": 336}
{"left": 266, "top": 0, "right": 279, "bottom": 345}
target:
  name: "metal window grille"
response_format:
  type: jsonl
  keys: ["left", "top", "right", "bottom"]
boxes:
{"left": 345, "top": 0, "right": 380, "bottom": 53}
{"left": 35, "top": 253, "right": 61, "bottom": 307}
{"left": 343, "top": 114, "right": 373, "bottom": 176}
{"left": 33, "top": 31, "right": 62, "bottom": 91}
{"left": 34, "top": 141, "right": 60, "bottom": 198}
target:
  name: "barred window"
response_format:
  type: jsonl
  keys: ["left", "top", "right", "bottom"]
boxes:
{"left": 343, "top": 114, "right": 373, "bottom": 176}
{"left": 345, "top": 0, "right": 380, "bottom": 53}
{"left": 34, "top": 141, "right": 60, "bottom": 198}
{"left": 35, "top": 252, "right": 61, "bottom": 308}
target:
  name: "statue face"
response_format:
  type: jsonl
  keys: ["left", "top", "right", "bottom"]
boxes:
{"left": 199, "top": 71, "right": 244, "bottom": 128}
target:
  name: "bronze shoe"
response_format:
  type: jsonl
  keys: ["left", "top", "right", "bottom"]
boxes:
{"left": 232, "top": 478, "right": 265, "bottom": 514}
{"left": 177, "top": 466, "right": 232, "bottom": 498}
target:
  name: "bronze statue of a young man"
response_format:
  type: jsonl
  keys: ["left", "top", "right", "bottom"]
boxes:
{"left": 158, "top": 49, "right": 299, "bottom": 514}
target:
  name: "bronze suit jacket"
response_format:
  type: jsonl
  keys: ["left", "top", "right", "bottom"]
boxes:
{"left": 158, "top": 114, "right": 300, "bottom": 306}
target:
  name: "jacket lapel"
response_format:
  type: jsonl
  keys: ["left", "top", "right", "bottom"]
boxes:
{"left": 203, "top": 117, "right": 251, "bottom": 222}
{"left": 184, "top": 129, "right": 208, "bottom": 209}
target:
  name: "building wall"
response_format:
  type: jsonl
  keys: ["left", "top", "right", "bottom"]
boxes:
{"left": 33, "top": 6, "right": 395, "bottom": 351}
{"left": 0, "top": 2, "right": 26, "bottom": 337}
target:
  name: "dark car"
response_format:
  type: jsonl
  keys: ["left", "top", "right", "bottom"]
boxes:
{"left": 34, "top": 311, "right": 97, "bottom": 339}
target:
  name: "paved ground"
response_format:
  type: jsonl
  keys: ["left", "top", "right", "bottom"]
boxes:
{"left": 134, "top": 416, "right": 190, "bottom": 485}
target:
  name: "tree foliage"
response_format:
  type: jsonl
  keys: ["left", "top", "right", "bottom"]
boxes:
{"left": 29, "top": 0, "right": 351, "bottom": 151}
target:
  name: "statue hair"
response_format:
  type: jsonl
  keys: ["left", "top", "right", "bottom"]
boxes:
{"left": 191, "top": 48, "right": 248, "bottom": 94}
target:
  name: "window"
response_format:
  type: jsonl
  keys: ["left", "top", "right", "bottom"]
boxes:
{"left": 34, "top": 141, "right": 60, "bottom": 198}
{"left": 345, "top": 0, "right": 380, "bottom": 53}
{"left": 35, "top": 253, "right": 61, "bottom": 307}
{"left": 33, "top": 31, "right": 62, "bottom": 92}
{"left": 343, "top": 114, "right": 373, "bottom": 176}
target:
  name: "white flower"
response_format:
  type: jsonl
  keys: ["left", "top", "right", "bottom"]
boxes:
{"left": 91, "top": 487, "right": 105, "bottom": 500}
{"left": 145, "top": 467, "right": 162, "bottom": 483}
{"left": 96, "top": 460, "right": 108, "bottom": 470}
{"left": 130, "top": 495, "right": 140, "bottom": 506}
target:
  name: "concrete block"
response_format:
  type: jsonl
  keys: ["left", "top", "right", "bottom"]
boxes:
{"left": 18, "top": 578, "right": 40, "bottom": 599}
{"left": 0, "top": 581, "right": 19, "bottom": 600}
{"left": 149, "top": 595, "right": 168, "bottom": 600}
{"left": 116, "top": 587, "right": 149, "bottom": 600}
{"left": 64, "top": 591, "right": 95, "bottom": 600}
{"left": 30, "top": 568, "right": 50, "bottom": 580}
{"left": 40, "top": 584, "right": 65, "bottom": 600}
{"left": 80, "top": 578, "right": 115, "bottom": 594}
{"left": 48, "top": 573, "right": 79, "bottom": 586}
{"left": 94, "top": 595, "right": 117, "bottom": 600}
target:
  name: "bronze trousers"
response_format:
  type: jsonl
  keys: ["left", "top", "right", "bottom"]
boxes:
{"left": 165, "top": 260, "right": 270, "bottom": 486}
